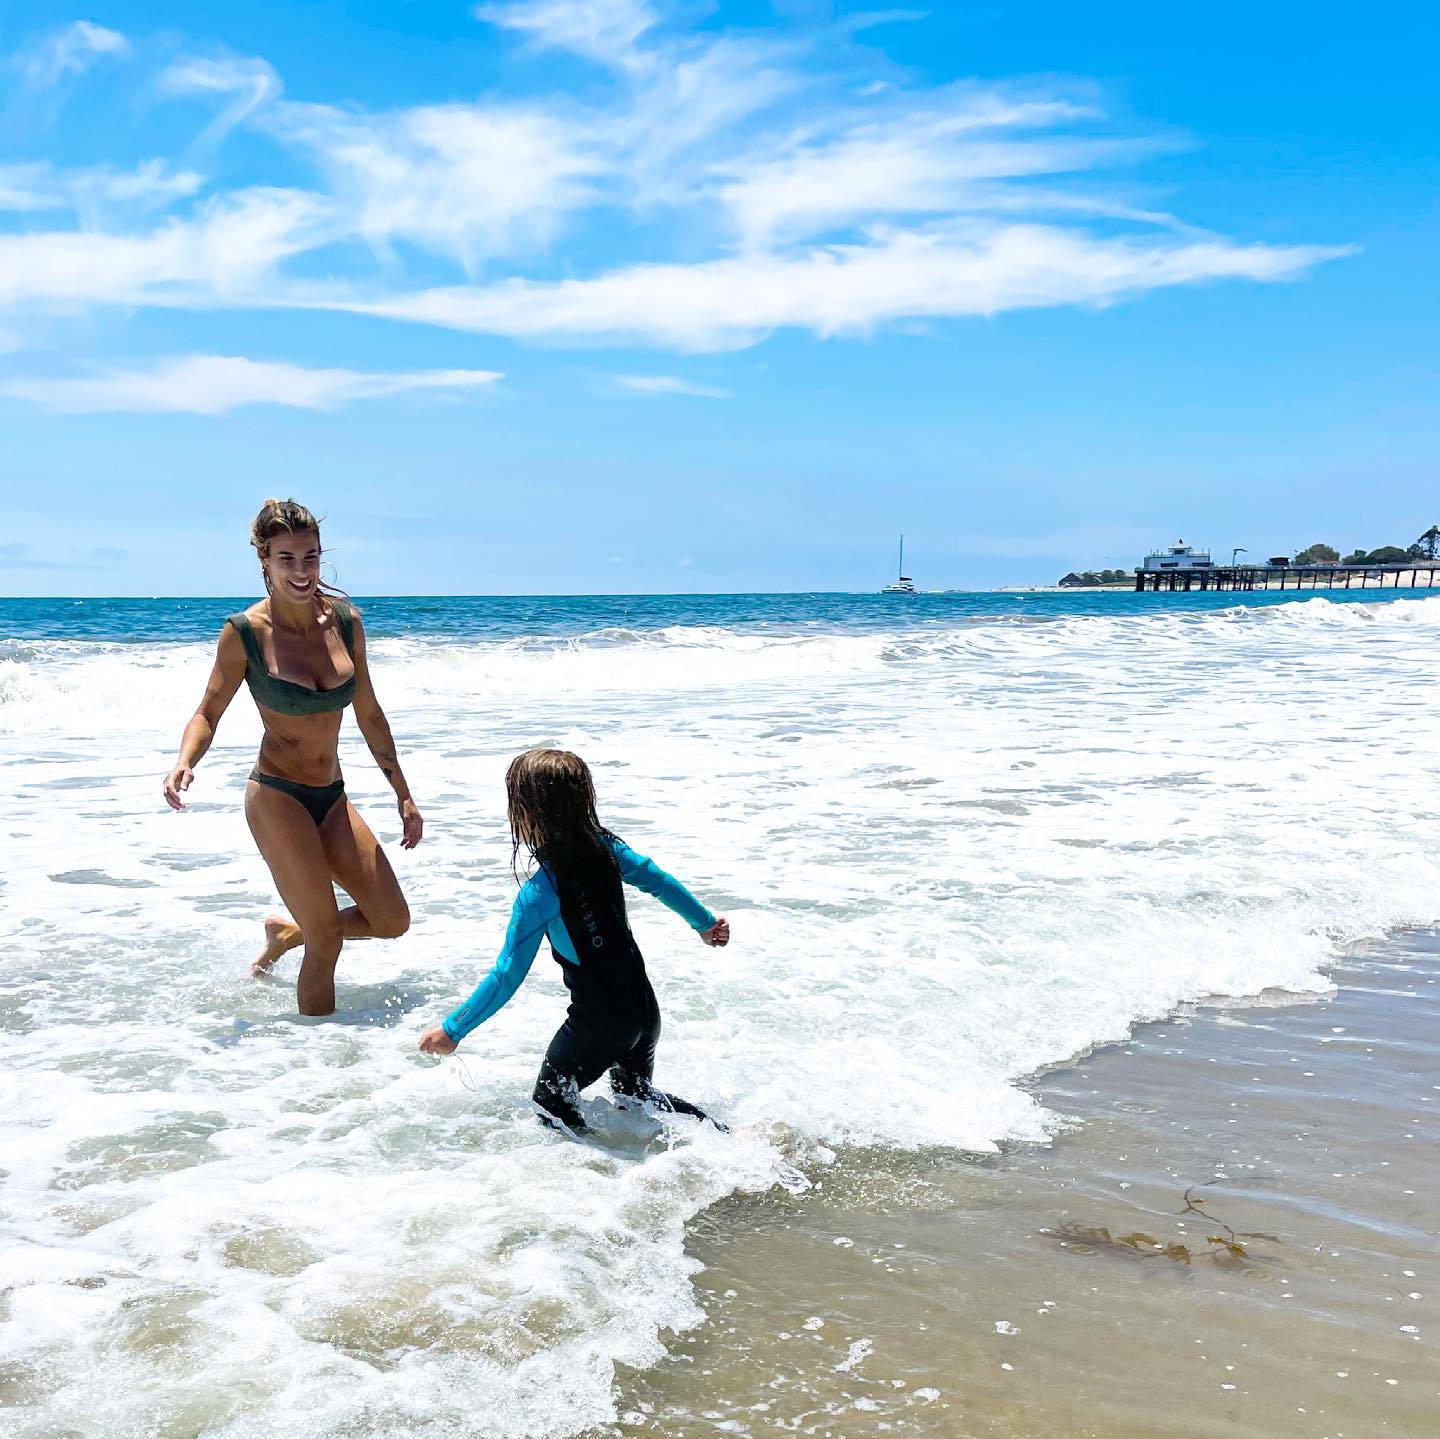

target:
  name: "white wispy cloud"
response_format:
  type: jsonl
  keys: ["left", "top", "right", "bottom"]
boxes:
{"left": 476, "top": 0, "right": 660, "bottom": 68}
{"left": 0, "top": 5, "right": 1355, "bottom": 359}
{"left": 481, "top": 3, "right": 801, "bottom": 203}
{"left": 0, "top": 189, "right": 328, "bottom": 307}
{"left": 0, "top": 159, "right": 203, "bottom": 216}
{"left": 612, "top": 373, "right": 731, "bottom": 397}
{"left": 158, "top": 54, "right": 283, "bottom": 147}
{"left": 276, "top": 100, "right": 607, "bottom": 266}
{"left": 714, "top": 94, "right": 1132, "bottom": 247}
{"left": 11, "top": 20, "right": 128, "bottom": 91}
{"left": 624, "top": 35, "right": 802, "bottom": 200}
{"left": 0, "top": 355, "right": 503, "bottom": 414}
{"left": 842, "top": 10, "right": 930, "bottom": 34}
{"left": 343, "top": 226, "right": 1351, "bottom": 351}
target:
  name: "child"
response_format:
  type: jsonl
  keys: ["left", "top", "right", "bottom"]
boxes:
{"left": 418, "top": 748, "right": 730, "bottom": 1133}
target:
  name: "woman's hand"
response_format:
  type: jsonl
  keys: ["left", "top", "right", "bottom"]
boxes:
{"left": 418, "top": 1026, "right": 457, "bottom": 1055}
{"left": 700, "top": 917, "right": 730, "bottom": 948}
{"left": 163, "top": 765, "right": 194, "bottom": 811}
{"left": 399, "top": 797, "right": 424, "bottom": 850}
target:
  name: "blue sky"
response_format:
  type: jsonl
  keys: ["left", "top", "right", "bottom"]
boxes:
{"left": 1, "top": 1, "right": 1435, "bottom": 595}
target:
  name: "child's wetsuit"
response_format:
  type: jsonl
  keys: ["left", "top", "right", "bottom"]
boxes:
{"left": 442, "top": 835, "right": 718, "bottom": 1131}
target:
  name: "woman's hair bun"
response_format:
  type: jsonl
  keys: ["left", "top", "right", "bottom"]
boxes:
{"left": 250, "top": 498, "right": 320, "bottom": 552}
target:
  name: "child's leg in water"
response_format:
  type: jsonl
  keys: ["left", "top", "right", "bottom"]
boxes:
{"left": 607, "top": 994, "right": 728, "bottom": 1130}
{"left": 535, "top": 1014, "right": 636, "bottom": 1135}
{"left": 532, "top": 1060, "right": 589, "bottom": 1133}
{"left": 532, "top": 1001, "right": 727, "bottom": 1133}
{"left": 533, "top": 1017, "right": 614, "bottom": 1133}
{"left": 611, "top": 1066, "right": 727, "bottom": 1129}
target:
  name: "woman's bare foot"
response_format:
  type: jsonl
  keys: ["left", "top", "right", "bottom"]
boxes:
{"left": 253, "top": 915, "right": 301, "bottom": 977}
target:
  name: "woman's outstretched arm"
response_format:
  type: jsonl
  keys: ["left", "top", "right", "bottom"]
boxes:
{"left": 164, "top": 622, "right": 246, "bottom": 810}
{"left": 349, "top": 607, "right": 423, "bottom": 849}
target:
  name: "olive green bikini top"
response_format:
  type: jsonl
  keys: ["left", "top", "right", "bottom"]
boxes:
{"left": 227, "top": 599, "right": 357, "bottom": 716}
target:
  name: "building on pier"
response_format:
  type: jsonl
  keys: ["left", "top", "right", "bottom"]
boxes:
{"left": 1141, "top": 541, "right": 1216, "bottom": 573}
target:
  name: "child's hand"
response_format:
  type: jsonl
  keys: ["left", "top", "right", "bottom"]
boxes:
{"left": 418, "top": 1026, "right": 458, "bottom": 1055}
{"left": 700, "top": 917, "right": 730, "bottom": 948}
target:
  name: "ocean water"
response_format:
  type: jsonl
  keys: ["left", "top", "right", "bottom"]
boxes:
{"left": 3, "top": 588, "right": 1439, "bottom": 1437}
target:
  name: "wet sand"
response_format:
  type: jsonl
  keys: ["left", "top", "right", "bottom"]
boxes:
{"left": 597, "top": 932, "right": 1440, "bottom": 1438}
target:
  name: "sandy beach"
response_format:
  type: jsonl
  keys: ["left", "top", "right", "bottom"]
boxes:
{"left": 598, "top": 931, "right": 1440, "bottom": 1437}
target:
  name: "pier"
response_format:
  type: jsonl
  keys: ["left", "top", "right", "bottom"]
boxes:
{"left": 1134, "top": 563, "right": 1440, "bottom": 593}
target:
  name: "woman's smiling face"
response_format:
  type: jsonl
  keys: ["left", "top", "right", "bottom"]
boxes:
{"left": 263, "top": 528, "right": 321, "bottom": 602}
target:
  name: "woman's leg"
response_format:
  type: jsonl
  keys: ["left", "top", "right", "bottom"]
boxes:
{"left": 244, "top": 781, "right": 344, "bottom": 1016}
{"left": 319, "top": 799, "right": 411, "bottom": 940}
{"left": 256, "top": 798, "right": 410, "bottom": 965}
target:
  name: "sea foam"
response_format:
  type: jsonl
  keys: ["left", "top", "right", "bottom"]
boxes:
{"left": 3, "top": 594, "right": 1439, "bottom": 1434}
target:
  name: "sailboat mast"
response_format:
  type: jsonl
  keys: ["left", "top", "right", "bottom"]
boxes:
{"left": 881, "top": 532, "right": 916, "bottom": 593}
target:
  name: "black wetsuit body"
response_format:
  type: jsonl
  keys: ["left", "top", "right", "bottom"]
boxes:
{"left": 534, "top": 852, "right": 714, "bottom": 1132}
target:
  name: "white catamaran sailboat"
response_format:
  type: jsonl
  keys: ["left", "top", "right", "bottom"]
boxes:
{"left": 881, "top": 535, "right": 917, "bottom": 594}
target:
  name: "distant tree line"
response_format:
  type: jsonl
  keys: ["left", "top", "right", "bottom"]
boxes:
{"left": 1058, "top": 569, "right": 1130, "bottom": 587}
{"left": 1295, "top": 527, "right": 1440, "bottom": 566}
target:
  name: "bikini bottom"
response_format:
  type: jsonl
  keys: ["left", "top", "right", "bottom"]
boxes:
{"left": 249, "top": 768, "right": 345, "bottom": 827}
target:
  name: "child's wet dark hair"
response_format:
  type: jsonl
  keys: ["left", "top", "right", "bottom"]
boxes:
{"left": 505, "top": 748, "right": 617, "bottom": 879}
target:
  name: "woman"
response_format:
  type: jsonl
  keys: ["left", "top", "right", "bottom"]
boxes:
{"left": 164, "top": 499, "right": 422, "bottom": 1015}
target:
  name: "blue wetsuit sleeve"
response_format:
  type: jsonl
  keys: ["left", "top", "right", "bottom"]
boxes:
{"left": 442, "top": 876, "right": 558, "bottom": 1043}
{"left": 607, "top": 836, "right": 717, "bottom": 931}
